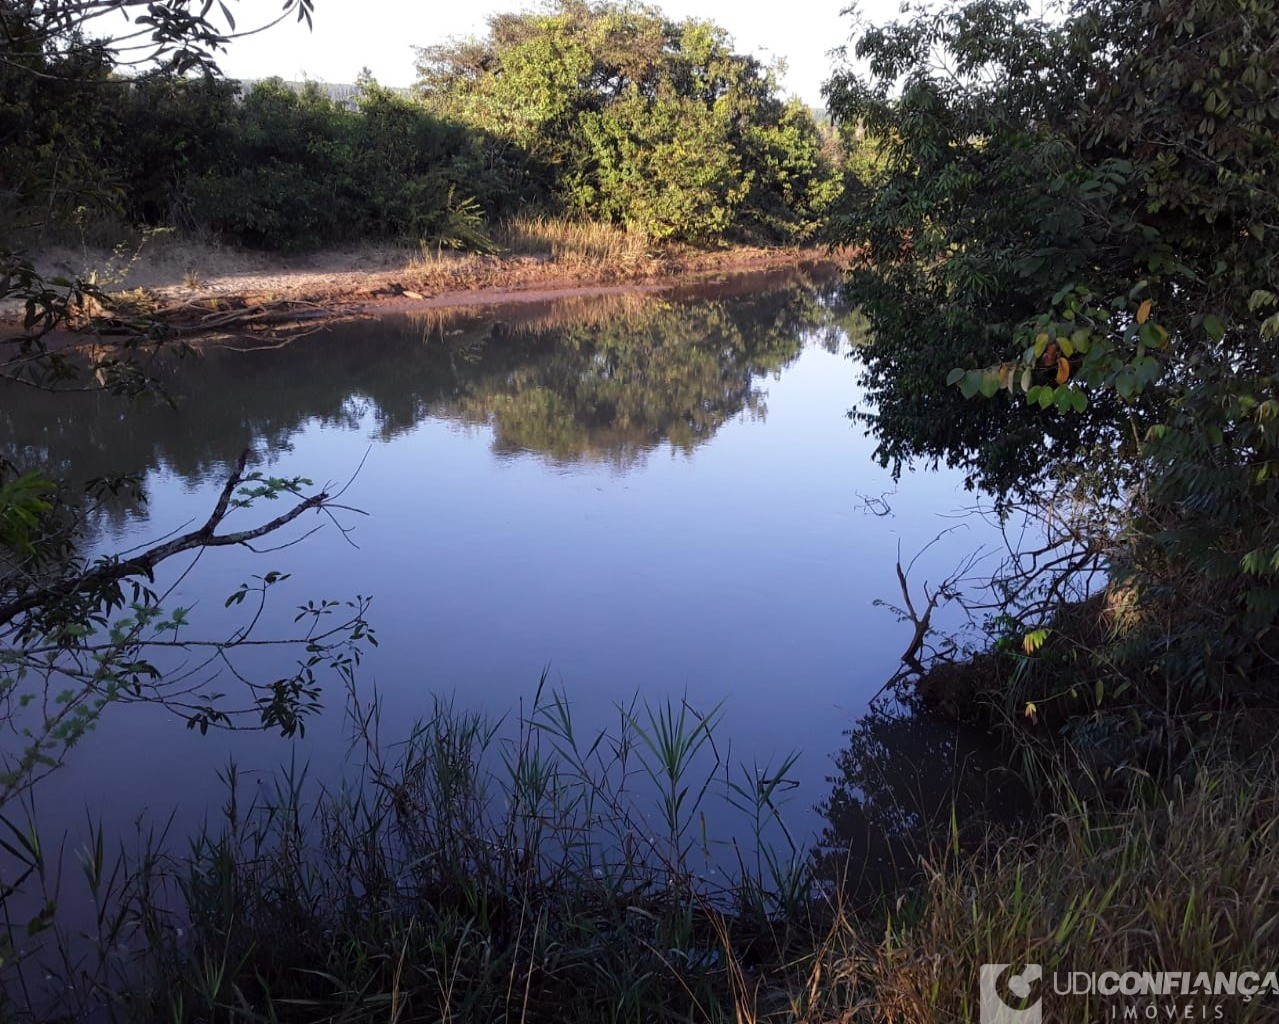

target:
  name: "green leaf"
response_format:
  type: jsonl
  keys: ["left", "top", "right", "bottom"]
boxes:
{"left": 1134, "top": 355, "right": 1161, "bottom": 387}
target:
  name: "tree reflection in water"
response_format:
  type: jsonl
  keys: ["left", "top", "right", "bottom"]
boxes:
{"left": 0, "top": 265, "right": 854, "bottom": 538}
{"left": 812, "top": 695, "right": 1034, "bottom": 910}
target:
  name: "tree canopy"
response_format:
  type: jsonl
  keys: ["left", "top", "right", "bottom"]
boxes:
{"left": 827, "top": 0, "right": 1279, "bottom": 733}
{"left": 416, "top": 0, "right": 841, "bottom": 243}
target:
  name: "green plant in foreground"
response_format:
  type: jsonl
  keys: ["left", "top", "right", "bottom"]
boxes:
{"left": 2, "top": 680, "right": 811, "bottom": 1022}
{"left": 828, "top": 0, "right": 1279, "bottom": 763}
{"left": 6, "top": 682, "right": 1279, "bottom": 1022}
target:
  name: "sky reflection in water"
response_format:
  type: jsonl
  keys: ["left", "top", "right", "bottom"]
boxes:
{"left": 9, "top": 266, "right": 1006, "bottom": 865}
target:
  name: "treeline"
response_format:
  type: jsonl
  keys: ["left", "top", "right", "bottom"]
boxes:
{"left": 0, "top": 0, "right": 845, "bottom": 252}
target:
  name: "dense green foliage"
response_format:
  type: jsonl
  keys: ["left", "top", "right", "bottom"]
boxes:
{"left": 417, "top": 1, "right": 840, "bottom": 243}
{"left": 0, "top": 26, "right": 117, "bottom": 235}
{"left": 3, "top": 70, "right": 511, "bottom": 251}
{"left": 175, "top": 77, "right": 506, "bottom": 250}
{"left": 0, "top": 0, "right": 313, "bottom": 240}
{"left": 3, "top": 0, "right": 841, "bottom": 252}
{"left": 828, "top": 0, "right": 1279, "bottom": 747}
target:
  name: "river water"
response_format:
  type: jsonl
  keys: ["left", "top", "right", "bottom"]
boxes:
{"left": 5, "top": 264, "right": 1015, "bottom": 877}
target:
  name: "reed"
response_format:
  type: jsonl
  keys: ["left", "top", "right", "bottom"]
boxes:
{"left": 800, "top": 758, "right": 1279, "bottom": 1023}
{"left": 4, "top": 686, "right": 1278, "bottom": 1023}
{"left": 2, "top": 678, "right": 808, "bottom": 1022}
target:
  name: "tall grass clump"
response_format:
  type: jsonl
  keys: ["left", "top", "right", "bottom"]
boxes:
{"left": 495, "top": 216, "right": 653, "bottom": 270}
{"left": 811, "top": 759, "right": 1279, "bottom": 1023}
{"left": 2, "top": 679, "right": 815, "bottom": 1023}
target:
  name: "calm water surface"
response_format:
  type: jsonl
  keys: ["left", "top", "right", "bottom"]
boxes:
{"left": 9, "top": 266, "right": 1004, "bottom": 848}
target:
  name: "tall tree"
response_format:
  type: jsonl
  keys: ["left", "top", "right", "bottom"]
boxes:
{"left": 416, "top": 0, "right": 840, "bottom": 243}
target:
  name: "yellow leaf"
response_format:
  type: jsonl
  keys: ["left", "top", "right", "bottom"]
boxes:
{"left": 1022, "top": 628, "right": 1050, "bottom": 653}
{"left": 1137, "top": 299, "right": 1152, "bottom": 324}
{"left": 1024, "top": 701, "right": 1038, "bottom": 722}
{"left": 1056, "top": 356, "right": 1070, "bottom": 384}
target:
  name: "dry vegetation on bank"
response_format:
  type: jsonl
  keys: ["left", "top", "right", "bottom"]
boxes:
{"left": 3, "top": 219, "right": 840, "bottom": 338}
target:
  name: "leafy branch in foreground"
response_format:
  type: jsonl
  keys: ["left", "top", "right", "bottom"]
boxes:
{"left": 3, "top": 0, "right": 315, "bottom": 80}
{"left": 0, "top": 448, "right": 374, "bottom": 807}
{"left": 2, "top": 244, "right": 374, "bottom": 803}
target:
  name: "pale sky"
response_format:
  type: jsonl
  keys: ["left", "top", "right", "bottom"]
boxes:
{"left": 205, "top": 0, "right": 891, "bottom": 107}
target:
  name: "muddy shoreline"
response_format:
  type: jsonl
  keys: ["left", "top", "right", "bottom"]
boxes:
{"left": 3, "top": 243, "right": 847, "bottom": 341}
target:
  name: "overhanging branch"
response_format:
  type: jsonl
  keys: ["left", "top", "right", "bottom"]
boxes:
{"left": 0, "top": 450, "right": 329, "bottom": 631}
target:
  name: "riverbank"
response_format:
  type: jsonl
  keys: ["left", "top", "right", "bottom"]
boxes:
{"left": 4, "top": 233, "right": 845, "bottom": 339}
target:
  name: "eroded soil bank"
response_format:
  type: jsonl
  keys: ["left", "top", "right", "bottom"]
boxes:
{"left": 4, "top": 238, "right": 846, "bottom": 338}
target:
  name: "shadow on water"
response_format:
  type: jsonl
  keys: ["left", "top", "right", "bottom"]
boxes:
{"left": 812, "top": 694, "right": 1035, "bottom": 910}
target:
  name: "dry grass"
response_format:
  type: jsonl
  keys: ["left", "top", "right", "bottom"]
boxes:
{"left": 493, "top": 214, "right": 654, "bottom": 268}
{"left": 6, "top": 225, "right": 827, "bottom": 333}
{"left": 795, "top": 761, "right": 1279, "bottom": 1023}
{"left": 401, "top": 289, "right": 658, "bottom": 341}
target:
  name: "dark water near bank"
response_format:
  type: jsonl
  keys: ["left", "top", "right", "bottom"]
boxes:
{"left": 5, "top": 266, "right": 1018, "bottom": 875}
